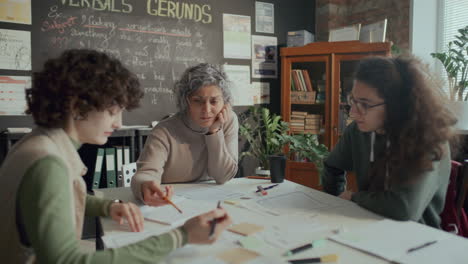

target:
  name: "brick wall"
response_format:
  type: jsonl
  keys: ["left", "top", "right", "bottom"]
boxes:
{"left": 316, "top": 0, "right": 410, "bottom": 51}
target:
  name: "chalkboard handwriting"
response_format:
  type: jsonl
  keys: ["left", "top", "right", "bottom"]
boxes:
{"left": 82, "top": 15, "right": 117, "bottom": 32}
{"left": 60, "top": 0, "right": 133, "bottom": 14}
{"left": 41, "top": 16, "right": 78, "bottom": 34}
{"left": 51, "top": 36, "right": 70, "bottom": 48}
{"left": 146, "top": 0, "right": 212, "bottom": 24}
{"left": 153, "top": 72, "right": 166, "bottom": 81}
{"left": 119, "top": 26, "right": 191, "bottom": 38}
{"left": 70, "top": 28, "right": 113, "bottom": 48}
{"left": 37, "top": 1, "right": 219, "bottom": 122}
{"left": 48, "top": 5, "right": 65, "bottom": 19}
{"left": 146, "top": 84, "right": 175, "bottom": 105}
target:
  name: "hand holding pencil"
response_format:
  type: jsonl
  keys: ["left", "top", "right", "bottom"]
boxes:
{"left": 183, "top": 205, "right": 231, "bottom": 244}
{"left": 141, "top": 180, "right": 174, "bottom": 207}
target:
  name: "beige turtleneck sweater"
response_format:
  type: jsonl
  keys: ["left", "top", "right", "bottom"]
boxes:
{"left": 131, "top": 111, "right": 239, "bottom": 200}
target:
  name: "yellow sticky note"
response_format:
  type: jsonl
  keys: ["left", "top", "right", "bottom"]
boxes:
{"left": 228, "top": 222, "right": 264, "bottom": 236}
{"left": 217, "top": 248, "right": 259, "bottom": 264}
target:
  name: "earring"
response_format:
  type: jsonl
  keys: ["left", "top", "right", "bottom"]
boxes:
{"left": 73, "top": 115, "right": 84, "bottom": 120}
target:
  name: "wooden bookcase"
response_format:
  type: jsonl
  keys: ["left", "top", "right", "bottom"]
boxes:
{"left": 280, "top": 41, "right": 391, "bottom": 190}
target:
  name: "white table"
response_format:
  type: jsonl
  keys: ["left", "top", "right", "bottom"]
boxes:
{"left": 95, "top": 178, "right": 438, "bottom": 264}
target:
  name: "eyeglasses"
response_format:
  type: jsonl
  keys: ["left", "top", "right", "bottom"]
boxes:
{"left": 187, "top": 96, "right": 224, "bottom": 108}
{"left": 346, "top": 94, "right": 385, "bottom": 115}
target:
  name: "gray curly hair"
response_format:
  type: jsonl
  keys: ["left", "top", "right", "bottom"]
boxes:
{"left": 175, "top": 63, "right": 232, "bottom": 112}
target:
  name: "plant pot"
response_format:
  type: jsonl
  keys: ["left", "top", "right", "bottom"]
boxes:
{"left": 451, "top": 101, "right": 468, "bottom": 132}
{"left": 255, "top": 167, "right": 270, "bottom": 176}
{"left": 269, "top": 155, "right": 286, "bottom": 183}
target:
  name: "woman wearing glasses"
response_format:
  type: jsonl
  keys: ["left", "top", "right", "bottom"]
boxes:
{"left": 131, "top": 63, "right": 239, "bottom": 205}
{"left": 322, "top": 56, "right": 457, "bottom": 228}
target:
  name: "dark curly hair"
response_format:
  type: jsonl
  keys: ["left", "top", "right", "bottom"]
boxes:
{"left": 355, "top": 55, "right": 458, "bottom": 188}
{"left": 26, "top": 49, "right": 143, "bottom": 128}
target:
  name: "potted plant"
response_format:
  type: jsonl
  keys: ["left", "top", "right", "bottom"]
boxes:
{"left": 430, "top": 25, "right": 468, "bottom": 102}
{"left": 431, "top": 25, "right": 468, "bottom": 131}
{"left": 279, "top": 133, "right": 329, "bottom": 177}
{"left": 239, "top": 106, "right": 289, "bottom": 176}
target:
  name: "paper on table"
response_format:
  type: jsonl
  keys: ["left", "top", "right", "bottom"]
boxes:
{"left": 242, "top": 190, "right": 347, "bottom": 215}
{"left": 140, "top": 196, "right": 216, "bottom": 226}
{"left": 329, "top": 219, "right": 452, "bottom": 262}
{"left": 182, "top": 256, "right": 227, "bottom": 264}
{"left": 102, "top": 229, "right": 168, "bottom": 248}
{"left": 176, "top": 184, "right": 245, "bottom": 201}
{"left": 397, "top": 234, "right": 468, "bottom": 264}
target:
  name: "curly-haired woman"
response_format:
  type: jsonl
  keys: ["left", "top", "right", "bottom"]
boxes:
{"left": 0, "top": 50, "right": 231, "bottom": 263}
{"left": 322, "top": 55, "right": 457, "bottom": 228}
{"left": 131, "top": 63, "right": 239, "bottom": 206}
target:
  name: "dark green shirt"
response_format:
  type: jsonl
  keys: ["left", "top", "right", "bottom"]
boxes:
{"left": 322, "top": 122, "right": 450, "bottom": 228}
{"left": 17, "top": 140, "right": 187, "bottom": 263}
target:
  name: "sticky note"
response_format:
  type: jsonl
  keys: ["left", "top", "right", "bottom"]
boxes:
{"left": 239, "top": 236, "right": 264, "bottom": 250}
{"left": 217, "top": 248, "right": 259, "bottom": 264}
{"left": 228, "top": 222, "right": 264, "bottom": 236}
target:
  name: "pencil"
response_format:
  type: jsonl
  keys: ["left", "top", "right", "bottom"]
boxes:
{"left": 209, "top": 201, "right": 222, "bottom": 239}
{"left": 163, "top": 196, "right": 183, "bottom": 214}
{"left": 289, "top": 254, "right": 338, "bottom": 264}
{"left": 246, "top": 176, "right": 271, "bottom": 180}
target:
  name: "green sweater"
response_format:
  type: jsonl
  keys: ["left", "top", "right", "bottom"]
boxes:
{"left": 17, "top": 142, "right": 187, "bottom": 263}
{"left": 322, "top": 122, "right": 450, "bottom": 228}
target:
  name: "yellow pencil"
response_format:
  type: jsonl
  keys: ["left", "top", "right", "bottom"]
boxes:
{"left": 163, "top": 196, "right": 183, "bottom": 214}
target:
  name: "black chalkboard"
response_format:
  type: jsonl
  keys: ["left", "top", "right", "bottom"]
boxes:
{"left": 32, "top": 0, "right": 223, "bottom": 124}
{"left": 0, "top": 0, "right": 315, "bottom": 129}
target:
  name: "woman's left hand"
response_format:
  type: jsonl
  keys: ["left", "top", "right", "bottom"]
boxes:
{"left": 208, "top": 104, "right": 231, "bottom": 134}
{"left": 109, "top": 201, "right": 144, "bottom": 232}
{"left": 338, "top": 190, "right": 354, "bottom": 201}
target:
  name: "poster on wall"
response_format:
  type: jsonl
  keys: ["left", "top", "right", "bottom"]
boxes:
{"left": 252, "top": 82, "right": 270, "bottom": 104}
{"left": 252, "top": 35, "right": 277, "bottom": 78}
{"left": 0, "top": 29, "right": 31, "bottom": 70}
{"left": 223, "top": 64, "right": 253, "bottom": 106}
{"left": 255, "top": 1, "right": 274, "bottom": 34}
{"left": 0, "top": 76, "right": 30, "bottom": 115}
{"left": 0, "top": 0, "right": 31, "bottom": 24}
{"left": 223, "top": 14, "right": 251, "bottom": 59}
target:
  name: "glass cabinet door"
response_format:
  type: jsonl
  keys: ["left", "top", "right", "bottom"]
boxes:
{"left": 282, "top": 55, "right": 330, "bottom": 148}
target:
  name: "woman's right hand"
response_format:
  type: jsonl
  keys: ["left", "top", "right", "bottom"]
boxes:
{"left": 141, "top": 181, "right": 173, "bottom": 206}
{"left": 183, "top": 208, "right": 232, "bottom": 244}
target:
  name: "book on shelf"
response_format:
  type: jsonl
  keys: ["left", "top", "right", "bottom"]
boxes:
{"left": 305, "top": 125, "right": 320, "bottom": 129}
{"left": 291, "top": 111, "right": 307, "bottom": 116}
{"left": 296, "top": 70, "right": 307, "bottom": 91}
{"left": 291, "top": 75, "right": 297, "bottom": 91}
{"left": 302, "top": 70, "right": 313, "bottom": 91}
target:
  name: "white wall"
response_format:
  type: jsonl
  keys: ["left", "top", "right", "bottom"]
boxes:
{"left": 410, "top": 0, "right": 441, "bottom": 70}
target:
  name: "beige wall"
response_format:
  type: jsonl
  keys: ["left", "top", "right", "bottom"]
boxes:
{"left": 316, "top": 0, "right": 410, "bottom": 51}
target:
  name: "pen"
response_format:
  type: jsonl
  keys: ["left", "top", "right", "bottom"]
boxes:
{"left": 283, "top": 240, "right": 327, "bottom": 256}
{"left": 209, "top": 201, "right": 222, "bottom": 239}
{"left": 289, "top": 254, "right": 338, "bottom": 264}
{"left": 257, "top": 185, "right": 268, "bottom": 195}
{"left": 407, "top": 240, "right": 437, "bottom": 253}
{"left": 163, "top": 196, "right": 183, "bottom": 214}
{"left": 255, "top": 184, "right": 279, "bottom": 193}
{"left": 283, "top": 243, "right": 313, "bottom": 256}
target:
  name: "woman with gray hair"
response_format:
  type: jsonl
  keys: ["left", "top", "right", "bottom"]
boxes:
{"left": 131, "top": 63, "right": 239, "bottom": 205}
